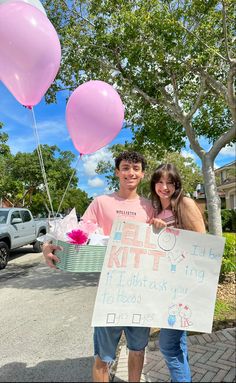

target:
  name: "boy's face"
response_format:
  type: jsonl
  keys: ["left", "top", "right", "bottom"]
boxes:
{"left": 115, "top": 160, "right": 144, "bottom": 191}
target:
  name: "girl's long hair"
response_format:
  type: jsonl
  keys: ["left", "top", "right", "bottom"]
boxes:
{"left": 150, "top": 163, "right": 184, "bottom": 228}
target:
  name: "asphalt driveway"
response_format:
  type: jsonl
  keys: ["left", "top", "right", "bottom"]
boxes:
{"left": 0, "top": 248, "right": 100, "bottom": 382}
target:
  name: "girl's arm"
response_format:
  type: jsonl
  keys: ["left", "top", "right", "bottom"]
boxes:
{"left": 181, "top": 197, "right": 206, "bottom": 233}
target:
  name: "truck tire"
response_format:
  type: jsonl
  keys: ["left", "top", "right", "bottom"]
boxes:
{"left": 0, "top": 241, "right": 10, "bottom": 270}
{"left": 32, "top": 232, "right": 44, "bottom": 253}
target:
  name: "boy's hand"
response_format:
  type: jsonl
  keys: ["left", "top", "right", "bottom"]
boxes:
{"left": 42, "top": 242, "right": 63, "bottom": 269}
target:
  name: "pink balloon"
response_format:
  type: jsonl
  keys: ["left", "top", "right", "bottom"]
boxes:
{"left": 66, "top": 81, "right": 124, "bottom": 155}
{"left": 0, "top": 1, "right": 61, "bottom": 106}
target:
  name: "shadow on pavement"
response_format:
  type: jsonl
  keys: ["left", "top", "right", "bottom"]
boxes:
{"left": 0, "top": 260, "right": 100, "bottom": 291}
{"left": 9, "top": 246, "right": 37, "bottom": 259}
{"left": 0, "top": 356, "right": 94, "bottom": 382}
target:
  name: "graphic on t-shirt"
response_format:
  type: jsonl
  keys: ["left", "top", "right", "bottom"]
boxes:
{"left": 116, "top": 209, "right": 137, "bottom": 218}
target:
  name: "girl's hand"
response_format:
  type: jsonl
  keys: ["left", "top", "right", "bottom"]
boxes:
{"left": 149, "top": 217, "right": 167, "bottom": 229}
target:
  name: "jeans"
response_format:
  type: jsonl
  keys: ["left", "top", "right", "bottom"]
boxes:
{"left": 159, "top": 329, "right": 191, "bottom": 382}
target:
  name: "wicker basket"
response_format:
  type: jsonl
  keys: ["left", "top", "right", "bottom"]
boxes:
{"left": 54, "top": 239, "right": 107, "bottom": 272}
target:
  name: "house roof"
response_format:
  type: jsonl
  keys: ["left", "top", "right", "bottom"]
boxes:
{"left": 215, "top": 160, "right": 236, "bottom": 172}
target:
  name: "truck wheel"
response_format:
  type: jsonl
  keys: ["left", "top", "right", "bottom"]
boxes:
{"left": 0, "top": 242, "right": 10, "bottom": 270}
{"left": 33, "top": 232, "right": 44, "bottom": 253}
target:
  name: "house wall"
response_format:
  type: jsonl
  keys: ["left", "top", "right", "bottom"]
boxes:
{"left": 0, "top": 198, "right": 14, "bottom": 208}
{"left": 225, "top": 188, "right": 236, "bottom": 209}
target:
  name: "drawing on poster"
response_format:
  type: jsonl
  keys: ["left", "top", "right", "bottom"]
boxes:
{"left": 114, "top": 221, "right": 123, "bottom": 241}
{"left": 168, "top": 250, "right": 186, "bottom": 272}
{"left": 132, "top": 314, "right": 141, "bottom": 324}
{"left": 106, "top": 313, "right": 116, "bottom": 324}
{"left": 167, "top": 303, "right": 193, "bottom": 328}
{"left": 158, "top": 228, "right": 178, "bottom": 250}
{"left": 92, "top": 220, "right": 225, "bottom": 333}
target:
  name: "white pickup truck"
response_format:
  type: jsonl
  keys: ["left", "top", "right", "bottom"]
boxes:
{"left": 0, "top": 208, "right": 48, "bottom": 269}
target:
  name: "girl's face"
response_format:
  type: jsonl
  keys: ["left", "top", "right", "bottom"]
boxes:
{"left": 155, "top": 173, "right": 176, "bottom": 202}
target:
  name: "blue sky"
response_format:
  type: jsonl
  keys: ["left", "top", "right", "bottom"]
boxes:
{"left": 0, "top": 81, "right": 235, "bottom": 198}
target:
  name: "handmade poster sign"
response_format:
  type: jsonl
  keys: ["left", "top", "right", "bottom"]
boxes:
{"left": 92, "top": 220, "right": 225, "bottom": 333}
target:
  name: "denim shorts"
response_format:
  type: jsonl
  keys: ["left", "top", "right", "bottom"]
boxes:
{"left": 94, "top": 326, "right": 150, "bottom": 363}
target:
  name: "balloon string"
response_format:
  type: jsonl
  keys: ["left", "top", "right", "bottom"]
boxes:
{"left": 56, "top": 154, "right": 82, "bottom": 216}
{"left": 29, "top": 107, "right": 55, "bottom": 217}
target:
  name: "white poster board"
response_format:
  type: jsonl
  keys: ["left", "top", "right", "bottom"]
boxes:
{"left": 92, "top": 220, "right": 225, "bottom": 333}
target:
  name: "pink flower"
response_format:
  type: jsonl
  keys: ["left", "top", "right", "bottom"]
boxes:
{"left": 67, "top": 229, "right": 88, "bottom": 245}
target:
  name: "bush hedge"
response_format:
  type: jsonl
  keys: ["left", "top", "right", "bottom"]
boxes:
{"left": 204, "top": 209, "right": 236, "bottom": 233}
{"left": 221, "top": 209, "right": 236, "bottom": 232}
{"left": 221, "top": 232, "right": 236, "bottom": 276}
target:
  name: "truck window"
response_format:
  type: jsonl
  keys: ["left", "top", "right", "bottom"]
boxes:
{"left": 21, "top": 210, "right": 32, "bottom": 222}
{"left": 10, "top": 211, "right": 21, "bottom": 223}
{"left": 0, "top": 210, "right": 9, "bottom": 224}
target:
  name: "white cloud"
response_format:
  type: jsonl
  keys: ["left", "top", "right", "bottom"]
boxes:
{"left": 219, "top": 143, "right": 236, "bottom": 157}
{"left": 7, "top": 119, "right": 69, "bottom": 155}
{"left": 88, "top": 177, "right": 104, "bottom": 187}
{"left": 35, "top": 120, "right": 67, "bottom": 136}
{"left": 104, "top": 186, "right": 114, "bottom": 194}
{"left": 181, "top": 149, "right": 196, "bottom": 161}
{"left": 82, "top": 148, "right": 113, "bottom": 176}
{"left": 8, "top": 135, "right": 36, "bottom": 154}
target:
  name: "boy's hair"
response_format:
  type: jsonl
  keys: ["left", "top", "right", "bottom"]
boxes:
{"left": 115, "top": 151, "right": 147, "bottom": 171}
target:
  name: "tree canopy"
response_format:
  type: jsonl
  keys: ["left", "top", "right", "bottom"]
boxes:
{"left": 0, "top": 128, "right": 91, "bottom": 216}
{"left": 43, "top": 0, "right": 235, "bottom": 234}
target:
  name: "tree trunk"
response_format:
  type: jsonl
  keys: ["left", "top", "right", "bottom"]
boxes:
{"left": 202, "top": 155, "right": 222, "bottom": 236}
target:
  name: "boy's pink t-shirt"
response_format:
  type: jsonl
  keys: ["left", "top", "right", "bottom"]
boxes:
{"left": 82, "top": 192, "right": 154, "bottom": 235}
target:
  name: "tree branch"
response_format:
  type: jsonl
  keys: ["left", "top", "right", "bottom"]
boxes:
{"left": 227, "top": 60, "right": 236, "bottom": 123}
{"left": 170, "top": 72, "right": 183, "bottom": 115}
{"left": 186, "top": 75, "right": 207, "bottom": 120}
{"left": 61, "top": 0, "right": 95, "bottom": 27}
{"left": 201, "top": 70, "right": 228, "bottom": 100}
{"left": 209, "top": 125, "right": 236, "bottom": 159}
{"left": 162, "top": 2, "right": 228, "bottom": 62}
{"left": 182, "top": 119, "right": 205, "bottom": 159}
{"left": 222, "top": 1, "right": 231, "bottom": 63}
{"left": 160, "top": 87, "right": 184, "bottom": 123}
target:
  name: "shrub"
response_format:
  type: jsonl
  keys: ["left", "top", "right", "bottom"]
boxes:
{"left": 220, "top": 233, "right": 236, "bottom": 276}
{"left": 221, "top": 209, "right": 236, "bottom": 232}
{"left": 204, "top": 209, "right": 236, "bottom": 233}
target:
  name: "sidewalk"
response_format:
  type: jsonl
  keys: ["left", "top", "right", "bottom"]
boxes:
{"left": 114, "top": 327, "right": 236, "bottom": 382}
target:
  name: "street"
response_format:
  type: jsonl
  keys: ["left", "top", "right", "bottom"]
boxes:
{"left": 0, "top": 247, "right": 100, "bottom": 382}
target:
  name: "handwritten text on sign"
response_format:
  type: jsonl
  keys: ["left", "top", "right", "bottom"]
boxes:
{"left": 92, "top": 220, "right": 225, "bottom": 333}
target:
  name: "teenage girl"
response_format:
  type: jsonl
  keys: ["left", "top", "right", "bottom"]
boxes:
{"left": 150, "top": 163, "right": 205, "bottom": 383}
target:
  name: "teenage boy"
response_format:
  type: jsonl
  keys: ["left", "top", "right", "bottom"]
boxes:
{"left": 42, "top": 151, "right": 154, "bottom": 382}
